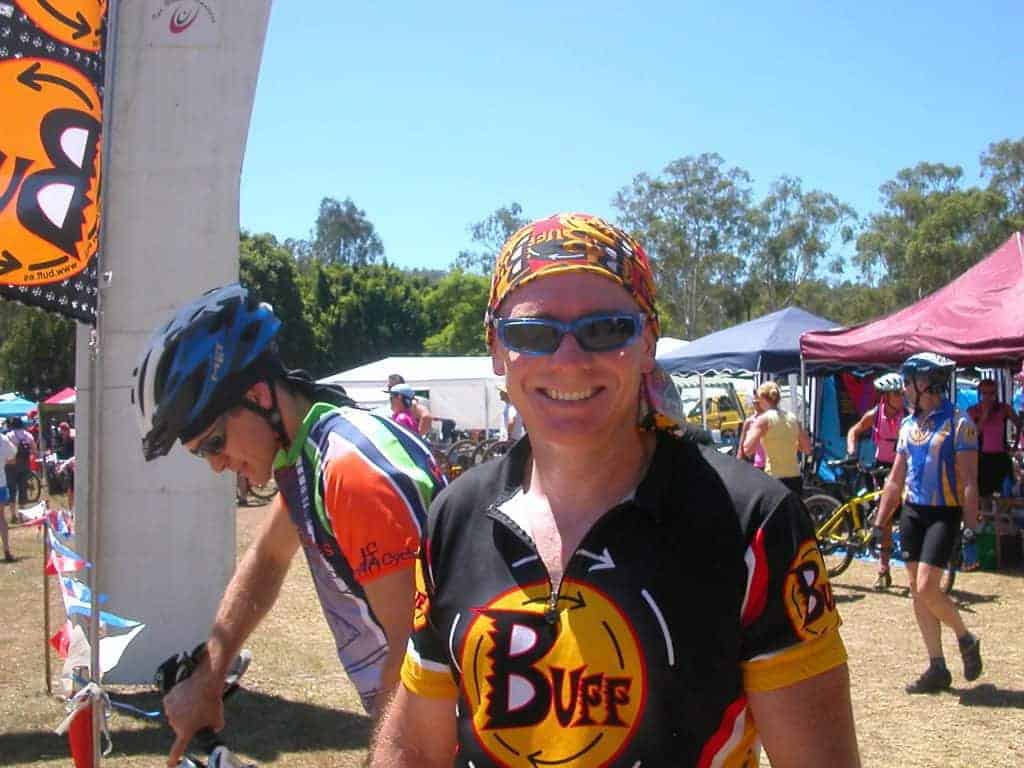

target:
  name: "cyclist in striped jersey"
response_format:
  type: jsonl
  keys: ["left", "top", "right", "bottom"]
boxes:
{"left": 133, "top": 284, "right": 445, "bottom": 766}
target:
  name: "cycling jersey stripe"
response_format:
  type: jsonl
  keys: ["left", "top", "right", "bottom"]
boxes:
{"left": 322, "top": 414, "right": 431, "bottom": 537}
{"left": 373, "top": 415, "right": 442, "bottom": 511}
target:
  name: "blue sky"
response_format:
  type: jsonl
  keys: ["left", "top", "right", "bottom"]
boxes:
{"left": 240, "top": 1, "right": 1023, "bottom": 272}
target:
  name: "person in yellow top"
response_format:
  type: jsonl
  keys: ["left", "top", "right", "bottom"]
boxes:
{"left": 743, "top": 381, "right": 812, "bottom": 494}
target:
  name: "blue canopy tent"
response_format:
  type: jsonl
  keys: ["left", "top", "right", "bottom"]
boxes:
{"left": 0, "top": 396, "right": 37, "bottom": 418}
{"left": 658, "top": 306, "right": 838, "bottom": 375}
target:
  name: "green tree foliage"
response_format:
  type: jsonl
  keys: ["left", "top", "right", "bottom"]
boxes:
{"left": 614, "top": 153, "right": 753, "bottom": 339}
{"left": 422, "top": 270, "right": 490, "bottom": 354}
{"left": 239, "top": 231, "right": 317, "bottom": 371}
{"left": 855, "top": 162, "right": 1010, "bottom": 303}
{"left": 0, "top": 302, "right": 74, "bottom": 399}
{"left": 303, "top": 262, "right": 428, "bottom": 374}
{"left": 744, "top": 176, "right": 856, "bottom": 310}
{"left": 980, "top": 137, "right": 1024, "bottom": 222}
{"left": 293, "top": 197, "right": 384, "bottom": 267}
{"left": 452, "top": 203, "right": 529, "bottom": 274}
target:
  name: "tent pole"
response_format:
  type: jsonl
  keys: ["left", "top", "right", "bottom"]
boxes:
{"left": 699, "top": 374, "right": 707, "bottom": 430}
{"left": 88, "top": 1, "right": 121, "bottom": 760}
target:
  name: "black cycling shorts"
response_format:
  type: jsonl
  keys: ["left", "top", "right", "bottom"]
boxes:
{"left": 978, "top": 452, "right": 1012, "bottom": 497}
{"left": 899, "top": 503, "right": 961, "bottom": 568}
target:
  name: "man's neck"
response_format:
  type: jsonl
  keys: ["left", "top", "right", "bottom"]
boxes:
{"left": 275, "top": 385, "right": 312, "bottom": 450}
{"left": 525, "top": 429, "right": 657, "bottom": 524}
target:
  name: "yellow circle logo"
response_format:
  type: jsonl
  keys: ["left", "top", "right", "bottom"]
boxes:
{"left": 0, "top": 58, "right": 102, "bottom": 285}
{"left": 784, "top": 540, "right": 841, "bottom": 640}
{"left": 18, "top": 1, "right": 106, "bottom": 52}
{"left": 460, "top": 579, "right": 646, "bottom": 767}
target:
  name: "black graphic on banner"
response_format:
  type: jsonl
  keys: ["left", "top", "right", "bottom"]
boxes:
{"left": 0, "top": 2, "right": 106, "bottom": 323}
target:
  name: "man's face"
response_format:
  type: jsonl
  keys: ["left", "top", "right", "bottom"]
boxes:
{"left": 979, "top": 385, "right": 996, "bottom": 401}
{"left": 489, "top": 272, "right": 655, "bottom": 449}
{"left": 182, "top": 390, "right": 278, "bottom": 485}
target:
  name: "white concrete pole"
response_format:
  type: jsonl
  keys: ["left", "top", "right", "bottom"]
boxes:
{"left": 75, "top": 0, "right": 272, "bottom": 683}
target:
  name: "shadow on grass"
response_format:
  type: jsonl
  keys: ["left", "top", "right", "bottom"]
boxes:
{"left": 0, "top": 688, "right": 372, "bottom": 765}
{"left": 831, "top": 580, "right": 1002, "bottom": 612}
{"left": 956, "top": 683, "right": 1024, "bottom": 709}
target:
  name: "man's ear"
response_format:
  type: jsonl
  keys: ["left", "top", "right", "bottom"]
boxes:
{"left": 490, "top": 341, "right": 507, "bottom": 376}
{"left": 640, "top": 327, "right": 657, "bottom": 375}
{"left": 245, "top": 381, "right": 272, "bottom": 409}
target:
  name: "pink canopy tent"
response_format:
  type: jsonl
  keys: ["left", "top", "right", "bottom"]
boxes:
{"left": 43, "top": 387, "right": 76, "bottom": 405}
{"left": 801, "top": 232, "right": 1024, "bottom": 371}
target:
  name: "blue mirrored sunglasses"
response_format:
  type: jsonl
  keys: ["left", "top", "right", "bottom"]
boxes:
{"left": 493, "top": 312, "right": 645, "bottom": 355}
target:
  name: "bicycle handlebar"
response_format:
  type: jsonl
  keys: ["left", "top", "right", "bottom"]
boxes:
{"left": 156, "top": 644, "right": 255, "bottom": 768}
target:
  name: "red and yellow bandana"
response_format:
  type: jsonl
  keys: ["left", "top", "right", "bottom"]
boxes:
{"left": 485, "top": 212, "right": 660, "bottom": 343}
{"left": 486, "top": 213, "right": 685, "bottom": 431}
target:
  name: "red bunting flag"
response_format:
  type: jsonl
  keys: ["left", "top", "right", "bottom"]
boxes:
{"left": 49, "top": 620, "right": 73, "bottom": 659}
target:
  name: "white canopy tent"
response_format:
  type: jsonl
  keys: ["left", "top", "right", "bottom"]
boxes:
{"left": 319, "top": 356, "right": 504, "bottom": 431}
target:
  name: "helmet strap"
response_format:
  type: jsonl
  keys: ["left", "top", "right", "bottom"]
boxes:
{"left": 239, "top": 380, "right": 290, "bottom": 449}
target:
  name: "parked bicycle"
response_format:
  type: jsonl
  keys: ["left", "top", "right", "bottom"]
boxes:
{"left": 807, "top": 458, "right": 960, "bottom": 593}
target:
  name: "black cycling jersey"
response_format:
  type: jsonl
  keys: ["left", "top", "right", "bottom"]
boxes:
{"left": 402, "top": 432, "right": 846, "bottom": 767}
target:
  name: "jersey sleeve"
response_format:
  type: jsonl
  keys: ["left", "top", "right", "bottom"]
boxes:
{"left": 400, "top": 542, "right": 459, "bottom": 699}
{"left": 321, "top": 451, "right": 421, "bottom": 586}
{"left": 955, "top": 415, "right": 979, "bottom": 453}
{"left": 896, "top": 418, "right": 911, "bottom": 457}
{"left": 738, "top": 494, "right": 847, "bottom": 693}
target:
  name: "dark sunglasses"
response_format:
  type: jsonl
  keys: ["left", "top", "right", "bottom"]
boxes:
{"left": 494, "top": 312, "right": 645, "bottom": 355}
{"left": 190, "top": 415, "right": 228, "bottom": 459}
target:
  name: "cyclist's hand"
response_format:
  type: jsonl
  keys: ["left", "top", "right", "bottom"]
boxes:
{"left": 164, "top": 662, "right": 225, "bottom": 767}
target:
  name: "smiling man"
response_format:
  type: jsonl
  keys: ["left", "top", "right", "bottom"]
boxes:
{"left": 132, "top": 284, "right": 445, "bottom": 766}
{"left": 371, "top": 213, "right": 860, "bottom": 767}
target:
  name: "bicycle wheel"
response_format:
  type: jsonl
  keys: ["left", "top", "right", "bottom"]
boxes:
{"left": 805, "top": 494, "right": 855, "bottom": 578}
{"left": 249, "top": 477, "right": 278, "bottom": 502}
{"left": 25, "top": 471, "right": 41, "bottom": 504}
{"left": 941, "top": 529, "right": 961, "bottom": 594}
{"left": 481, "top": 439, "right": 513, "bottom": 462}
{"left": 447, "top": 439, "right": 478, "bottom": 476}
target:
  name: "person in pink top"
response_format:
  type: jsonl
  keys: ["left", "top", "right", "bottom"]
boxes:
{"left": 967, "top": 378, "right": 1022, "bottom": 505}
{"left": 387, "top": 384, "right": 419, "bottom": 433}
{"left": 737, "top": 391, "right": 767, "bottom": 469}
{"left": 846, "top": 373, "right": 908, "bottom": 589}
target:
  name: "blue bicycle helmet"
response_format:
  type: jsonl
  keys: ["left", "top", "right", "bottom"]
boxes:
{"left": 900, "top": 352, "right": 956, "bottom": 395}
{"left": 132, "top": 284, "right": 282, "bottom": 461}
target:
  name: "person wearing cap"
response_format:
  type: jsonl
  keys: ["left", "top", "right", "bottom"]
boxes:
{"left": 386, "top": 383, "right": 419, "bottom": 433}
{"left": 131, "top": 284, "right": 446, "bottom": 766}
{"left": 387, "top": 374, "right": 433, "bottom": 437}
{"left": 372, "top": 213, "right": 859, "bottom": 767}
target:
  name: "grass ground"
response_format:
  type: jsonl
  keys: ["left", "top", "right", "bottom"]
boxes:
{"left": 2, "top": 497, "right": 1024, "bottom": 767}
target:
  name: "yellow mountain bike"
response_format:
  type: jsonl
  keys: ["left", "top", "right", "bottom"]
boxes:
{"left": 806, "top": 477, "right": 960, "bottom": 592}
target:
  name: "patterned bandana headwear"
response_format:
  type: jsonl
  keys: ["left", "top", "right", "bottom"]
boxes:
{"left": 485, "top": 212, "right": 684, "bottom": 431}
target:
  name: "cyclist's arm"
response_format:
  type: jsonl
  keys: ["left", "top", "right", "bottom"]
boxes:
{"left": 956, "top": 449, "right": 980, "bottom": 529}
{"left": 742, "top": 414, "right": 766, "bottom": 457}
{"left": 414, "top": 401, "right": 433, "bottom": 437}
{"left": 797, "top": 424, "right": 812, "bottom": 455}
{"left": 361, "top": 567, "right": 418, "bottom": 718}
{"left": 845, "top": 409, "right": 875, "bottom": 456}
{"left": 370, "top": 684, "right": 457, "bottom": 767}
{"left": 164, "top": 496, "right": 299, "bottom": 767}
{"left": 748, "top": 663, "right": 860, "bottom": 768}
{"left": 876, "top": 452, "right": 907, "bottom": 529}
